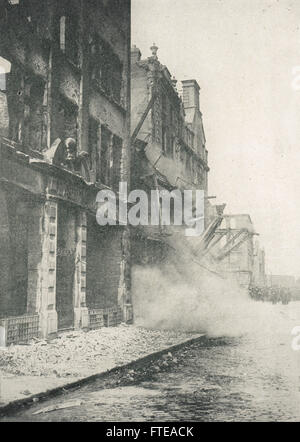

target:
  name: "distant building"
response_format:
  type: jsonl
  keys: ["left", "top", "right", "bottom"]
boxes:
{"left": 215, "top": 214, "right": 256, "bottom": 287}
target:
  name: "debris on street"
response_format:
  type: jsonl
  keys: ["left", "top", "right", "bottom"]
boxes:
{"left": 0, "top": 325, "right": 200, "bottom": 406}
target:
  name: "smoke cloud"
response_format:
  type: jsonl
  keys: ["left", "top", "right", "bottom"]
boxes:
{"left": 131, "top": 240, "right": 279, "bottom": 338}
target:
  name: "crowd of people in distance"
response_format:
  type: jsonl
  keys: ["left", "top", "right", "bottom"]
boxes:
{"left": 248, "top": 285, "right": 291, "bottom": 304}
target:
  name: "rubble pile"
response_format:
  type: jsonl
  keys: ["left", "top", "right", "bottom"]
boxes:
{"left": 0, "top": 325, "right": 195, "bottom": 379}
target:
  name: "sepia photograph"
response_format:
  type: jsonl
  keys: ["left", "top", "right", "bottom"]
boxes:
{"left": 0, "top": 0, "right": 299, "bottom": 426}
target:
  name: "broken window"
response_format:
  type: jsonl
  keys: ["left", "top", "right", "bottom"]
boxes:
{"left": 23, "top": 77, "right": 47, "bottom": 151}
{"left": 111, "top": 52, "right": 123, "bottom": 103}
{"left": 90, "top": 34, "right": 123, "bottom": 104}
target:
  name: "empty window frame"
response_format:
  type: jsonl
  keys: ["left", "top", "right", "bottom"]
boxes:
{"left": 23, "top": 77, "right": 47, "bottom": 151}
{"left": 59, "top": 10, "right": 79, "bottom": 64}
{"left": 90, "top": 35, "right": 123, "bottom": 104}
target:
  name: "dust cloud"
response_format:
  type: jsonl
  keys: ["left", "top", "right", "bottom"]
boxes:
{"left": 131, "top": 254, "right": 278, "bottom": 338}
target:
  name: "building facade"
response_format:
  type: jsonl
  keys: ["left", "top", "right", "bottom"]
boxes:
{"left": 0, "top": 0, "right": 132, "bottom": 345}
{"left": 130, "top": 44, "right": 209, "bottom": 265}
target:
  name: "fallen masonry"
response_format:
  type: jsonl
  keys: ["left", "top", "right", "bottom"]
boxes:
{"left": 0, "top": 324, "right": 201, "bottom": 407}
{"left": 0, "top": 338, "right": 207, "bottom": 420}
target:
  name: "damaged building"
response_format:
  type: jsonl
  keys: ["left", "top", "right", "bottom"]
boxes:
{"left": 0, "top": 0, "right": 132, "bottom": 345}
{"left": 210, "top": 214, "right": 258, "bottom": 288}
{"left": 130, "top": 44, "right": 209, "bottom": 265}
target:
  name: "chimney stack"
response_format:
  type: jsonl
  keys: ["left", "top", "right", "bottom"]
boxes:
{"left": 181, "top": 79, "right": 200, "bottom": 110}
{"left": 131, "top": 45, "right": 141, "bottom": 64}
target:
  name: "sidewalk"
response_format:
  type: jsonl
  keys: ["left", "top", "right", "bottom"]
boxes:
{"left": 0, "top": 324, "right": 200, "bottom": 407}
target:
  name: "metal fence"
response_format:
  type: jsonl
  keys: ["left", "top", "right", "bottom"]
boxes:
{"left": 88, "top": 307, "right": 123, "bottom": 330}
{"left": 0, "top": 314, "right": 39, "bottom": 346}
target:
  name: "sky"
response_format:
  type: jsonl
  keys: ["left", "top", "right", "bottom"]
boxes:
{"left": 132, "top": 0, "right": 300, "bottom": 278}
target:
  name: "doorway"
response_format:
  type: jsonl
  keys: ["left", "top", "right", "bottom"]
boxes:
{"left": 56, "top": 203, "right": 76, "bottom": 330}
